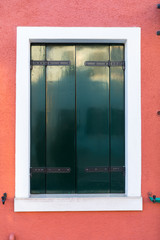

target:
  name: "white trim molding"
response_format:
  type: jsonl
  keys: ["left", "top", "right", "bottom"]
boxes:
{"left": 15, "top": 27, "right": 142, "bottom": 212}
{"left": 15, "top": 195, "right": 142, "bottom": 212}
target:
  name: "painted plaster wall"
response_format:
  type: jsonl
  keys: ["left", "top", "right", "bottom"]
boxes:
{"left": 0, "top": 0, "right": 160, "bottom": 239}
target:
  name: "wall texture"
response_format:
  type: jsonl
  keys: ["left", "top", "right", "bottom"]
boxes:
{"left": 0, "top": 0, "right": 160, "bottom": 239}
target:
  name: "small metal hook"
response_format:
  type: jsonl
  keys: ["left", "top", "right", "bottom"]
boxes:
{"left": 1, "top": 193, "right": 7, "bottom": 205}
{"left": 153, "top": 195, "right": 156, "bottom": 203}
{"left": 148, "top": 192, "right": 160, "bottom": 203}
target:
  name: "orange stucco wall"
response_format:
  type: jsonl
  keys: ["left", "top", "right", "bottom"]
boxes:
{"left": 0, "top": 0, "right": 160, "bottom": 239}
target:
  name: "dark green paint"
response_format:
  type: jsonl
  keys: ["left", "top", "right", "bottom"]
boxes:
{"left": 110, "top": 46, "right": 125, "bottom": 193}
{"left": 30, "top": 44, "right": 125, "bottom": 194}
{"left": 30, "top": 174, "right": 45, "bottom": 194}
{"left": 46, "top": 45, "right": 76, "bottom": 193}
{"left": 76, "top": 45, "right": 110, "bottom": 193}
{"left": 30, "top": 45, "right": 46, "bottom": 194}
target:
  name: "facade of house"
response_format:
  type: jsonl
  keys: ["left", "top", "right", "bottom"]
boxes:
{"left": 0, "top": 0, "right": 160, "bottom": 239}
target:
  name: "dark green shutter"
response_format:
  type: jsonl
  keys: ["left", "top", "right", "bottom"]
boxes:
{"left": 46, "top": 45, "right": 76, "bottom": 193}
{"left": 30, "top": 44, "right": 125, "bottom": 194}
{"left": 110, "top": 45, "right": 125, "bottom": 193}
{"left": 76, "top": 45, "right": 110, "bottom": 193}
{"left": 30, "top": 45, "right": 46, "bottom": 194}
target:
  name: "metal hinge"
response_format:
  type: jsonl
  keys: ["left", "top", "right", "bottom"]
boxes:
{"left": 85, "top": 166, "right": 125, "bottom": 175}
{"left": 30, "top": 60, "right": 71, "bottom": 66}
{"left": 30, "top": 167, "right": 71, "bottom": 176}
{"left": 84, "top": 61, "right": 125, "bottom": 70}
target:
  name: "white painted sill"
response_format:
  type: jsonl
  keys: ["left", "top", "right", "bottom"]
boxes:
{"left": 14, "top": 195, "right": 143, "bottom": 212}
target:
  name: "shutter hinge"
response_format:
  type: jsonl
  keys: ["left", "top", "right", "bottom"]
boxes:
{"left": 30, "top": 60, "right": 71, "bottom": 66}
{"left": 85, "top": 166, "right": 125, "bottom": 175}
{"left": 30, "top": 167, "right": 71, "bottom": 177}
{"left": 84, "top": 61, "right": 125, "bottom": 70}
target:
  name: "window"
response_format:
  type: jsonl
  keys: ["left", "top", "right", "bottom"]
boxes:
{"left": 15, "top": 27, "right": 142, "bottom": 211}
{"left": 30, "top": 43, "right": 125, "bottom": 194}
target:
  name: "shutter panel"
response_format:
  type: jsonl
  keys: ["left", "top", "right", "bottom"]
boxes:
{"left": 30, "top": 45, "right": 46, "bottom": 194}
{"left": 110, "top": 45, "right": 125, "bottom": 193}
{"left": 76, "top": 45, "right": 110, "bottom": 193}
{"left": 46, "top": 45, "right": 76, "bottom": 193}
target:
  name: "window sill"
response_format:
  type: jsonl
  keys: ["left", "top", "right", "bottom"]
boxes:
{"left": 14, "top": 195, "right": 143, "bottom": 212}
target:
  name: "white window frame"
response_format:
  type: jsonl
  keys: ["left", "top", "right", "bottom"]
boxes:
{"left": 15, "top": 27, "right": 142, "bottom": 212}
